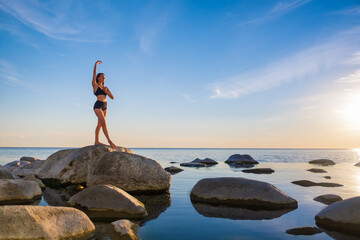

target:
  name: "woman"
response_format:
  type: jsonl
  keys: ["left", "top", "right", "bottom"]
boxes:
{"left": 92, "top": 60, "right": 117, "bottom": 149}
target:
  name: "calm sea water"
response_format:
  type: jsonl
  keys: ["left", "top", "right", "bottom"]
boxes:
{"left": 1, "top": 147, "right": 360, "bottom": 240}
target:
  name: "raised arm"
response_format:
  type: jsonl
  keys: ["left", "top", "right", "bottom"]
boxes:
{"left": 92, "top": 60, "right": 102, "bottom": 87}
{"left": 103, "top": 86, "right": 114, "bottom": 100}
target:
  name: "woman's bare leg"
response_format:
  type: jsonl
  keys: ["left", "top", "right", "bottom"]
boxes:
{"left": 94, "top": 108, "right": 117, "bottom": 149}
{"left": 94, "top": 119, "right": 105, "bottom": 145}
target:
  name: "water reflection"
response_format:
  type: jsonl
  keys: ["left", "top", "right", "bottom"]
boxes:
{"left": 192, "top": 202, "right": 295, "bottom": 220}
{"left": 134, "top": 194, "right": 171, "bottom": 226}
{"left": 321, "top": 228, "right": 360, "bottom": 240}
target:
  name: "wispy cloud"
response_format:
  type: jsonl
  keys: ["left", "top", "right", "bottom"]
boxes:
{"left": 137, "top": 2, "right": 177, "bottom": 54}
{"left": 246, "top": 0, "right": 311, "bottom": 24}
{"left": 0, "top": 0, "right": 110, "bottom": 42}
{"left": 209, "top": 27, "right": 360, "bottom": 99}
{"left": 180, "top": 94, "right": 196, "bottom": 103}
{"left": 337, "top": 69, "right": 360, "bottom": 83}
{"left": 0, "top": 59, "right": 34, "bottom": 88}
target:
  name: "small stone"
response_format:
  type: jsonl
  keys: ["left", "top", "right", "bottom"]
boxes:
{"left": 307, "top": 168, "right": 327, "bottom": 173}
{"left": 111, "top": 219, "right": 140, "bottom": 240}
{"left": 324, "top": 176, "right": 331, "bottom": 179}
{"left": 242, "top": 168, "right": 274, "bottom": 174}
{"left": 164, "top": 166, "right": 183, "bottom": 174}
{"left": 314, "top": 194, "right": 343, "bottom": 205}
{"left": 308, "top": 159, "right": 335, "bottom": 166}
{"left": 180, "top": 162, "right": 207, "bottom": 167}
{"left": 286, "top": 226, "right": 322, "bottom": 235}
{"left": 169, "top": 161, "right": 179, "bottom": 164}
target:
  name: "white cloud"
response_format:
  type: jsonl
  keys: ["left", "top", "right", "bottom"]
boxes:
{"left": 0, "top": 0, "right": 110, "bottom": 42}
{"left": 180, "top": 94, "right": 196, "bottom": 103}
{"left": 337, "top": 69, "right": 360, "bottom": 83}
{"left": 209, "top": 28, "right": 360, "bottom": 99}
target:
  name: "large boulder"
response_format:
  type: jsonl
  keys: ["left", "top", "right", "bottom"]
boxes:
{"left": 13, "top": 160, "right": 45, "bottom": 177}
{"left": 0, "top": 166, "right": 17, "bottom": 179}
{"left": 0, "top": 205, "right": 95, "bottom": 239}
{"left": 309, "top": 159, "right": 335, "bottom": 166}
{"left": 68, "top": 184, "right": 147, "bottom": 221}
{"left": 315, "top": 196, "right": 360, "bottom": 235}
{"left": 190, "top": 177, "right": 297, "bottom": 209}
{"left": 0, "top": 179, "right": 42, "bottom": 205}
{"left": 38, "top": 145, "right": 131, "bottom": 187}
{"left": 87, "top": 152, "right": 171, "bottom": 194}
{"left": 3, "top": 160, "right": 30, "bottom": 172}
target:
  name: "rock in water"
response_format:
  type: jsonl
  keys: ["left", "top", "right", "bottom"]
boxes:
{"left": 242, "top": 168, "right": 275, "bottom": 174}
{"left": 355, "top": 162, "right": 360, "bottom": 167}
{"left": 0, "top": 179, "right": 42, "bottom": 205}
{"left": 164, "top": 166, "right": 184, "bottom": 174}
{"left": 307, "top": 168, "right": 327, "bottom": 173}
{"left": 225, "top": 154, "right": 259, "bottom": 165}
{"left": 38, "top": 145, "right": 129, "bottom": 187}
{"left": 180, "top": 162, "right": 207, "bottom": 167}
{"left": 111, "top": 220, "right": 140, "bottom": 240}
{"left": 292, "top": 180, "right": 343, "bottom": 187}
{"left": 0, "top": 205, "right": 95, "bottom": 239}
{"left": 190, "top": 177, "right": 297, "bottom": 209}
{"left": 192, "top": 158, "right": 218, "bottom": 165}
{"left": 68, "top": 184, "right": 147, "bottom": 221}
{"left": 315, "top": 196, "right": 360, "bottom": 235}
{"left": 313, "top": 194, "right": 343, "bottom": 205}
{"left": 308, "top": 159, "right": 335, "bottom": 166}
{"left": 87, "top": 151, "right": 171, "bottom": 194}
{"left": 286, "top": 226, "right": 322, "bottom": 235}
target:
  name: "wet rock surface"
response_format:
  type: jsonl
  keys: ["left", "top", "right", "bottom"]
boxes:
{"left": 292, "top": 180, "right": 343, "bottom": 187}
{"left": 307, "top": 168, "right": 327, "bottom": 173}
{"left": 112, "top": 219, "right": 140, "bottom": 240}
{"left": 191, "top": 158, "right": 218, "bottom": 165}
{"left": 180, "top": 162, "right": 207, "bottom": 167}
{"left": 0, "top": 205, "right": 95, "bottom": 239}
{"left": 286, "top": 226, "right": 323, "bottom": 235}
{"left": 242, "top": 168, "right": 275, "bottom": 174}
{"left": 313, "top": 194, "right": 343, "bottom": 205}
{"left": 0, "top": 166, "right": 17, "bottom": 179}
{"left": 191, "top": 177, "right": 297, "bottom": 209}
{"left": 225, "top": 154, "right": 259, "bottom": 168}
{"left": 13, "top": 160, "right": 45, "bottom": 177}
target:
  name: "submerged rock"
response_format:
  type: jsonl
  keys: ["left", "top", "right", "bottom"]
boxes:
{"left": 164, "top": 166, "right": 183, "bottom": 174}
{"left": 88, "top": 151, "right": 171, "bottom": 194}
{"left": 324, "top": 176, "right": 331, "bottom": 179}
{"left": 286, "top": 226, "right": 322, "bottom": 235}
{"left": 307, "top": 168, "right": 327, "bottom": 173}
{"left": 292, "top": 180, "right": 343, "bottom": 187}
{"left": 315, "top": 196, "right": 360, "bottom": 235}
{"left": 242, "top": 168, "right": 275, "bottom": 174}
{"left": 190, "top": 177, "right": 297, "bottom": 209}
{"left": 0, "top": 179, "right": 42, "bottom": 205}
{"left": 192, "top": 158, "right": 218, "bottom": 165}
{"left": 309, "top": 159, "right": 335, "bottom": 166}
{"left": 355, "top": 162, "right": 360, "bottom": 167}
{"left": 111, "top": 220, "right": 140, "bottom": 240}
{"left": 0, "top": 205, "right": 95, "bottom": 239}
{"left": 180, "top": 162, "right": 207, "bottom": 167}
{"left": 68, "top": 184, "right": 147, "bottom": 221}
{"left": 134, "top": 193, "right": 171, "bottom": 225}
{"left": 192, "top": 202, "right": 294, "bottom": 220}
{"left": 313, "top": 194, "right": 343, "bottom": 205}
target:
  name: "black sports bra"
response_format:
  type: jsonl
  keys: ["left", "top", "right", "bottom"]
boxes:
{"left": 94, "top": 86, "right": 107, "bottom": 96}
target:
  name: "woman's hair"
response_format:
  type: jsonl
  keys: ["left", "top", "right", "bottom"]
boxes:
{"left": 96, "top": 73, "right": 105, "bottom": 84}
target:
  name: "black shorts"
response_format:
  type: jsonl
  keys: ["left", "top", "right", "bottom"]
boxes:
{"left": 93, "top": 100, "right": 107, "bottom": 110}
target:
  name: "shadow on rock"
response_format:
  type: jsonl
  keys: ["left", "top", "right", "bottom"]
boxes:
{"left": 191, "top": 202, "right": 295, "bottom": 220}
{"left": 133, "top": 193, "right": 171, "bottom": 225}
{"left": 42, "top": 185, "right": 84, "bottom": 206}
{"left": 320, "top": 228, "right": 360, "bottom": 240}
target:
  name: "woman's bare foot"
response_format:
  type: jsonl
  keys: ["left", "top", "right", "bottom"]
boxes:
{"left": 109, "top": 141, "right": 117, "bottom": 149}
{"left": 94, "top": 141, "right": 106, "bottom": 146}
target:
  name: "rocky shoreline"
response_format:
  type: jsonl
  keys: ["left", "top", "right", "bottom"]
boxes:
{"left": 1, "top": 147, "right": 360, "bottom": 239}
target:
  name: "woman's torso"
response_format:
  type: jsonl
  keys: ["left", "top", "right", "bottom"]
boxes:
{"left": 94, "top": 85, "right": 107, "bottom": 102}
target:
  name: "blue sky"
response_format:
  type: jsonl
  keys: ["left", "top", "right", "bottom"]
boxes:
{"left": 0, "top": 0, "right": 360, "bottom": 148}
